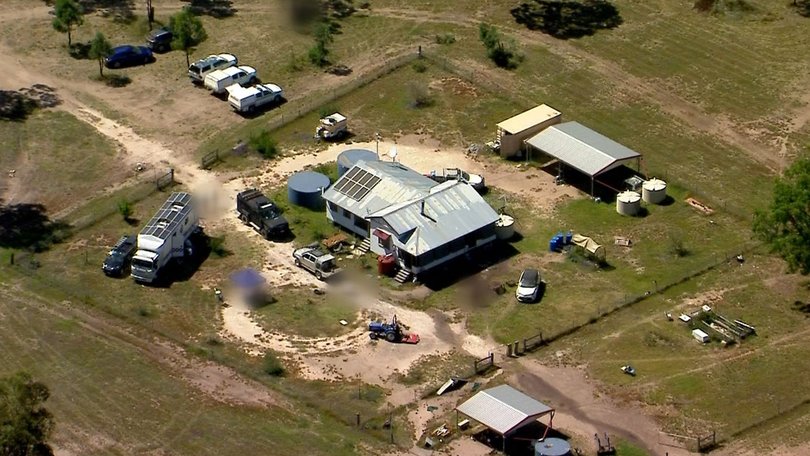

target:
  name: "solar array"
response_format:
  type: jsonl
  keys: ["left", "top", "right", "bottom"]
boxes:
{"left": 140, "top": 192, "right": 193, "bottom": 240}
{"left": 332, "top": 167, "right": 381, "bottom": 201}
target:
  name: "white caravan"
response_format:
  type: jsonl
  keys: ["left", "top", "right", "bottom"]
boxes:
{"left": 204, "top": 65, "right": 257, "bottom": 94}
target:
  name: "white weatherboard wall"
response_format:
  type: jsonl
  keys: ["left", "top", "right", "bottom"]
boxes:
{"left": 326, "top": 203, "right": 367, "bottom": 238}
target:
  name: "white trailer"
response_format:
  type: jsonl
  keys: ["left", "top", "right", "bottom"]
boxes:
{"left": 228, "top": 83, "right": 283, "bottom": 113}
{"left": 692, "top": 328, "right": 710, "bottom": 344}
{"left": 131, "top": 192, "right": 199, "bottom": 284}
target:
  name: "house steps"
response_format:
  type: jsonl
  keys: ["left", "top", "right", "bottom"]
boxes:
{"left": 355, "top": 238, "right": 371, "bottom": 255}
{"left": 394, "top": 269, "right": 412, "bottom": 284}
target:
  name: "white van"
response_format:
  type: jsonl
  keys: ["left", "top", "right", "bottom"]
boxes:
{"left": 204, "top": 65, "right": 257, "bottom": 94}
{"left": 228, "top": 83, "right": 284, "bottom": 113}
{"left": 188, "top": 53, "right": 237, "bottom": 83}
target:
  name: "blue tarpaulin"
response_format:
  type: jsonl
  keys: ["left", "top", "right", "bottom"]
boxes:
{"left": 229, "top": 268, "right": 266, "bottom": 288}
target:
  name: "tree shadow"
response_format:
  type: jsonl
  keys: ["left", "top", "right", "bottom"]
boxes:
{"left": 792, "top": 0, "right": 810, "bottom": 17}
{"left": 182, "top": 0, "right": 238, "bottom": 18}
{"left": 102, "top": 74, "right": 132, "bottom": 88}
{"left": 511, "top": 0, "right": 623, "bottom": 39}
{"left": 78, "top": 0, "right": 136, "bottom": 24}
{"left": 69, "top": 42, "right": 91, "bottom": 60}
{"left": 0, "top": 203, "right": 70, "bottom": 252}
{"left": 420, "top": 241, "right": 520, "bottom": 291}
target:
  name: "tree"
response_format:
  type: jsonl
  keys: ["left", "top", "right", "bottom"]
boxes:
{"left": 146, "top": 0, "right": 155, "bottom": 30}
{"left": 308, "top": 20, "right": 333, "bottom": 67}
{"left": 88, "top": 32, "right": 112, "bottom": 78}
{"left": 0, "top": 372, "right": 54, "bottom": 456}
{"left": 170, "top": 7, "right": 208, "bottom": 67}
{"left": 117, "top": 199, "right": 133, "bottom": 222}
{"left": 753, "top": 157, "right": 810, "bottom": 274}
{"left": 52, "top": 0, "right": 84, "bottom": 47}
{"left": 478, "top": 23, "right": 523, "bottom": 69}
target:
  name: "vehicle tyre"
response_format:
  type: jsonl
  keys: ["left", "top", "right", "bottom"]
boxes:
{"left": 248, "top": 105, "right": 255, "bottom": 114}
{"left": 143, "top": 57, "right": 149, "bottom": 64}
{"left": 294, "top": 258, "right": 301, "bottom": 267}
{"left": 385, "top": 332, "right": 397, "bottom": 343}
{"left": 369, "top": 332, "right": 377, "bottom": 340}
{"left": 316, "top": 270, "right": 323, "bottom": 280}
{"left": 113, "top": 61, "right": 121, "bottom": 69}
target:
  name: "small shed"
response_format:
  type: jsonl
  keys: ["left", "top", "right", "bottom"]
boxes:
{"left": 456, "top": 384, "right": 555, "bottom": 453}
{"left": 497, "top": 104, "right": 562, "bottom": 158}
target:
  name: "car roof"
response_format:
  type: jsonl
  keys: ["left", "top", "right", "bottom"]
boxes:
{"left": 521, "top": 269, "right": 539, "bottom": 281}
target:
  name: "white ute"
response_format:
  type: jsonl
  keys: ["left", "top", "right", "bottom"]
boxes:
{"left": 204, "top": 65, "right": 257, "bottom": 94}
{"left": 188, "top": 53, "right": 237, "bottom": 83}
{"left": 228, "top": 83, "right": 284, "bottom": 113}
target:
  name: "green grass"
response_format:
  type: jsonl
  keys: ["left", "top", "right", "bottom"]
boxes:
{"left": 0, "top": 110, "right": 124, "bottom": 211}
{"left": 396, "top": 350, "right": 476, "bottom": 387}
{"left": 255, "top": 287, "right": 357, "bottom": 338}
{"left": 616, "top": 440, "right": 650, "bottom": 456}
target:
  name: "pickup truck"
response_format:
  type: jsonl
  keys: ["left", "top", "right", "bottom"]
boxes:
{"left": 188, "top": 53, "right": 237, "bottom": 83}
{"left": 425, "top": 168, "right": 486, "bottom": 193}
{"left": 228, "top": 83, "right": 284, "bottom": 113}
{"left": 292, "top": 246, "right": 340, "bottom": 280}
{"left": 236, "top": 188, "right": 290, "bottom": 239}
{"left": 204, "top": 65, "right": 256, "bottom": 94}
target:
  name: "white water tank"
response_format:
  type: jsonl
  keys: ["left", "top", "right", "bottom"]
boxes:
{"left": 616, "top": 191, "right": 641, "bottom": 216}
{"left": 642, "top": 178, "right": 667, "bottom": 204}
{"left": 495, "top": 214, "right": 515, "bottom": 240}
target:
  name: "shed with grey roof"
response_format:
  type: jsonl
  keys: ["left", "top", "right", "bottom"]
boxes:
{"left": 525, "top": 121, "right": 641, "bottom": 195}
{"left": 456, "top": 384, "right": 556, "bottom": 452}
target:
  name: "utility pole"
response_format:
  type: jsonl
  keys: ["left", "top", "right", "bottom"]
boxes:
{"left": 375, "top": 132, "right": 381, "bottom": 160}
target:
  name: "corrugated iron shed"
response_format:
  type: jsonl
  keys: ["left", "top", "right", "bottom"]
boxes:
{"left": 455, "top": 384, "right": 554, "bottom": 436}
{"left": 525, "top": 121, "right": 641, "bottom": 177}
{"left": 497, "top": 104, "right": 562, "bottom": 135}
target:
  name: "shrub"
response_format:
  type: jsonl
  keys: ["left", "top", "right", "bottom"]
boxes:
{"left": 478, "top": 23, "right": 523, "bottom": 69}
{"left": 668, "top": 234, "right": 690, "bottom": 257}
{"left": 117, "top": 199, "right": 133, "bottom": 221}
{"left": 318, "top": 104, "right": 340, "bottom": 118}
{"left": 408, "top": 83, "right": 434, "bottom": 108}
{"left": 208, "top": 235, "right": 230, "bottom": 257}
{"left": 263, "top": 353, "right": 285, "bottom": 376}
{"left": 412, "top": 60, "right": 428, "bottom": 73}
{"left": 249, "top": 130, "right": 279, "bottom": 159}
{"left": 435, "top": 33, "right": 456, "bottom": 44}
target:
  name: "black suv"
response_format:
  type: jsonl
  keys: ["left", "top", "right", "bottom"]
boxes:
{"left": 146, "top": 27, "right": 173, "bottom": 53}
{"left": 102, "top": 235, "right": 137, "bottom": 277}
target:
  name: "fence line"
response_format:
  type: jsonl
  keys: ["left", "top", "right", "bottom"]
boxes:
{"left": 200, "top": 150, "right": 220, "bottom": 169}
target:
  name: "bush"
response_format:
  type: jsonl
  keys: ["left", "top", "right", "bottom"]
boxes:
{"left": 249, "top": 130, "right": 279, "bottom": 159}
{"left": 435, "top": 33, "right": 456, "bottom": 44}
{"left": 408, "top": 83, "right": 434, "bottom": 108}
{"left": 412, "top": 60, "right": 428, "bottom": 73}
{"left": 668, "top": 234, "right": 690, "bottom": 257}
{"left": 207, "top": 235, "right": 230, "bottom": 257}
{"left": 308, "top": 43, "right": 329, "bottom": 67}
{"left": 478, "top": 23, "right": 524, "bottom": 69}
{"left": 263, "top": 353, "right": 285, "bottom": 376}
{"left": 318, "top": 104, "right": 340, "bottom": 118}
{"left": 117, "top": 199, "right": 133, "bottom": 221}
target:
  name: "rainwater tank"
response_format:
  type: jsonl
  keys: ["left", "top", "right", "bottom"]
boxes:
{"left": 616, "top": 191, "right": 641, "bottom": 216}
{"left": 642, "top": 178, "right": 667, "bottom": 204}
{"left": 288, "top": 171, "right": 331, "bottom": 209}
{"left": 337, "top": 148, "right": 377, "bottom": 177}
{"left": 535, "top": 438, "right": 571, "bottom": 456}
{"left": 495, "top": 214, "right": 515, "bottom": 240}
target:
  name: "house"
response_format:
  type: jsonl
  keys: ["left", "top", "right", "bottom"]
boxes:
{"left": 322, "top": 160, "right": 500, "bottom": 277}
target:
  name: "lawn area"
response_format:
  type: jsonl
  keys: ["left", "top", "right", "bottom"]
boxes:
{"left": 0, "top": 110, "right": 125, "bottom": 211}
{"left": 534, "top": 252, "right": 810, "bottom": 439}
{"left": 254, "top": 286, "right": 358, "bottom": 338}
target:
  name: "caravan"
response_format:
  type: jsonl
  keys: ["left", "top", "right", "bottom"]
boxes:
{"left": 131, "top": 193, "right": 199, "bottom": 284}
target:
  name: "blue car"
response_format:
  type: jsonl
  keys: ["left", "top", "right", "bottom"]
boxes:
{"left": 105, "top": 45, "right": 154, "bottom": 69}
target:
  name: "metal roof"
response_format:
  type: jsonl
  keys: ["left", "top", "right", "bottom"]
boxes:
{"left": 322, "top": 160, "right": 436, "bottom": 216}
{"left": 497, "top": 104, "right": 562, "bottom": 135}
{"left": 525, "top": 121, "right": 641, "bottom": 177}
{"left": 456, "top": 384, "right": 554, "bottom": 436}
{"left": 139, "top": 192, "right": 193, "bottom": 241}
{"left": 369, "top": 181, "right": 499, "bottom": 255}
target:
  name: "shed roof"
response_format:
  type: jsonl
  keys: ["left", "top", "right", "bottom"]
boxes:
{"left": 525, "top": 121, "right": 641, "bottom": 177}
{"left": 497, "top": 104, "right": 562, "bottom": 135}
{"left": 322, "top": 160, "right": 437, "bottom": 217}
{"left": 456, "top": 385, "right": 554, "bottom": 436}
{"left": 369, "top": 180, "right": 499, "bottom": 255}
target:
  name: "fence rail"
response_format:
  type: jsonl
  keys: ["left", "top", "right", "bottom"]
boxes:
{"left": 201, "top": 150, "right": 220, "bottom": 169}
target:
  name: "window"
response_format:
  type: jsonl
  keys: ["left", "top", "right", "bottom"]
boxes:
{"left": 328, "top": 201, "right": 337, "bottom": 211}
{"left": 342, "top": 208, "right": 351, "bottom": 218}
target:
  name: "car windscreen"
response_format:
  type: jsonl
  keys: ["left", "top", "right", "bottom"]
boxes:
{"left": 189, "top": 65, "right": 201, "bottom": 75}
{"left": 520, "top": 270, "right": 538, "bottom": 287}
{"left": 132, "top": 258, "right": 154, "bottom": 269}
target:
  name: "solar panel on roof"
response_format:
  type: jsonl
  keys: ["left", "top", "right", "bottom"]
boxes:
{"left": 333, "top": 168, "right": 381, "bottom": 201}
{"left": 140, "top": 193, "right": 193, "bottom": 240}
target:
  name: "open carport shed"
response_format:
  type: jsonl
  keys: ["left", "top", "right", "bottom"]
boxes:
{"left": 525, "top": 121, "right": 641, "bottom": 195}
{"left": 456, "top": 384, "right": 555, "bottom": 453}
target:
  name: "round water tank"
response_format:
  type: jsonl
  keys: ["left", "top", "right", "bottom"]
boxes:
{"left": 337, "top": 148, "right": 377, "bottom": 177}
{"left": 288, "top": 171, "right": 331, "bottom": 209}
{"left": 535, "top": 438, "right": 571, "bottom": 456}
{"left": 642, "top": 178, "right": 667, "bottom": 204}
{"left": 495, "top": 214, "right": 515, "bottom": 240}
{"left": 616, "top": 191, "right": 641, "bottom": 216}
